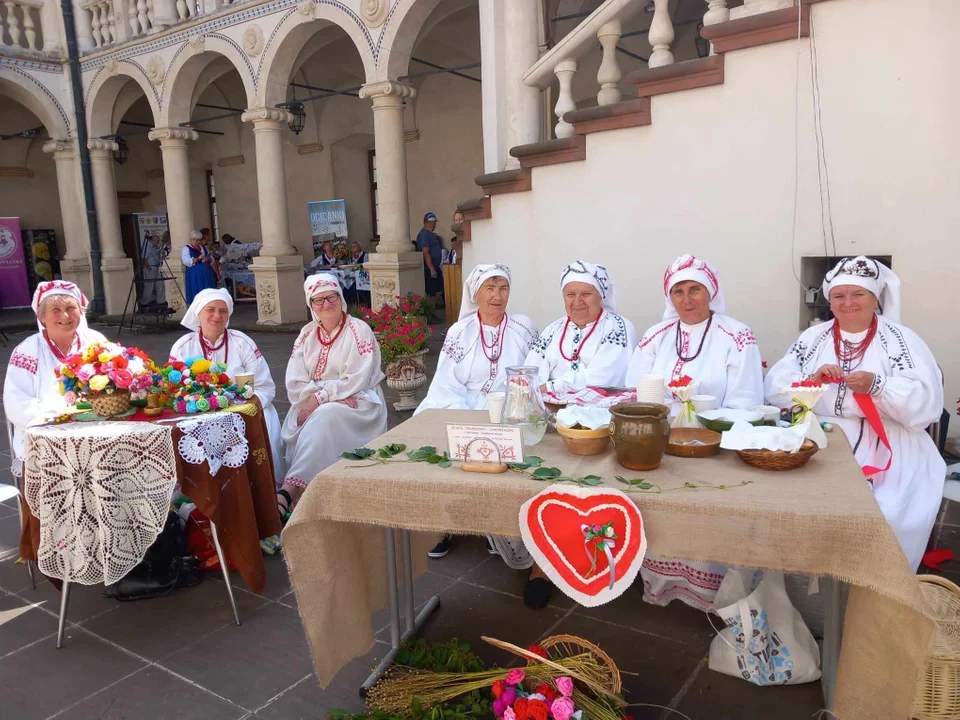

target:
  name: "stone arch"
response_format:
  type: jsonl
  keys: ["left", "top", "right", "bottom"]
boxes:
{"left": 86, "top": 62, "right": 161, "bottom": 137}
{"left": 160, "top": 35, "right": 257, "bottom": 127}
{"left": 0, "top": 66, "right": 70, "bottom": 138}
{"left": 375, "top": 0, "right": 446, "bottom": 82}
{"left": 257, "top": 3, "right": 376, "bottom": 108}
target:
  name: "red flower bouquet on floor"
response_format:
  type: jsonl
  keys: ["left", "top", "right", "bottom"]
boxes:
{"left": 491, "top": 670, "right": 583, "bottom": 720}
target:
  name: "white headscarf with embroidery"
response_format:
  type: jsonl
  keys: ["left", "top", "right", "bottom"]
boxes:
{"left": 303, "top": 272, "right": 346, "bottom": 321}
{"left": 560, "top": 261, "right": 617, "bottom": 313}
{"left": 31, "top": 280, "right": 90, "bottom": 332}
{"left": 459, "top": 264, "right": 512, "bottom": 321}
{"left": 822, "top": 256, "right": 901, "bottom": 323}
{"left": 661, "top": 254, "right": 727, "bottom": 322}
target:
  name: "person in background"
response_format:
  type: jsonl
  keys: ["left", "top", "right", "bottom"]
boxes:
{"left": 160, "top": 230, "right": 172, "bottom": 261}
{"left": 182, "top": 229, "right": 218, "bottom": 303}
{"left": 319, "top": 240, "right": 338, "bottom": 268}
{"left": 446, "top": 211, "right": 464, "bottom": 266}
{"left": 199, "top": 227, "right": 221, "bottom": 283}
{"left": 349, "top": 241, "right": 367, "bottom": 264}
{"left": 416, "top": 212, "right": 444, "bottom": 304}
{"left": 140, "top": 232, "right": 167, "bottom": 308}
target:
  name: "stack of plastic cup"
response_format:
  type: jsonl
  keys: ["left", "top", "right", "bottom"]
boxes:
{"left": 636, "top": 375, "right": 666, "bottom": 404}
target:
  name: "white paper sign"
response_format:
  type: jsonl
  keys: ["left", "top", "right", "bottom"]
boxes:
{"left": 446, "top": 424, "right": 525, "bottom": 464}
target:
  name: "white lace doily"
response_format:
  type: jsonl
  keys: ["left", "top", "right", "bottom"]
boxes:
{"left": 23, "top": 421, "right": 178, "bottom": 586}
{"left": 176, "top": 412, "right": 249, "bottom": 476}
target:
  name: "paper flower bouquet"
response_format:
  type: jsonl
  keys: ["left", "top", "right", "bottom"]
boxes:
{"left": 56, "top": 342, "right": 157, "bottom": 416}
{"left": 668, "top": 374, "right": 699, "bottom": 428}
{"left": 156, "top": 356, "right": 254, "bottom": 414}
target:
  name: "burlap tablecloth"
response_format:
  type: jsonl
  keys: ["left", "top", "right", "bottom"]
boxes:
{"left": 283, "top": 410, "right": 935, "bottom": 719}
{"left": 21, "top": 398, "right": 282, "bottom": 594}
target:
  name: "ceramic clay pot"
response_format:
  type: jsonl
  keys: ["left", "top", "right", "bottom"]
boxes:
{"left": 609, "top": 402, "right": 671, "bottom": 471}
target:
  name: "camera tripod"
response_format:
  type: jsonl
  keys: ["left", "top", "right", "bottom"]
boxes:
{"left": 118, "top": 238, "right": 186, "bottom": 336}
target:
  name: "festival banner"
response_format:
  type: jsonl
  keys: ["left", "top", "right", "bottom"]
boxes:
{"left": 0, "top": 217, "right": 32, "bottom": 308}
{"left": 307, "top": 199, "right": 348, "bottom": 255}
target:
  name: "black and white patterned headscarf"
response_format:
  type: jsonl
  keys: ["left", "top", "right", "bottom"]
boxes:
{"left": 559, "top": 261, "right": 616, "bottom": 313}
{"left": 822, "top": 256, "right": 901, "bottom": 323}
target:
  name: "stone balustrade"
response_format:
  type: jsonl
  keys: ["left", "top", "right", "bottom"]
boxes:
{"left": 0, "top": 0, "right": 61, "bottom": 55}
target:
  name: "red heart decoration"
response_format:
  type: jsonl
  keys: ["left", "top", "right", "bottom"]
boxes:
{"left": 519, "top": 486, "right": 646, "bottom": 607}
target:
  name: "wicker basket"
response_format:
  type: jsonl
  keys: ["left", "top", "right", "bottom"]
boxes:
{"left": 89, "top": 389, "right": 131, "bottom": 417}
{"left": 911, "top": 575, "right": 960, "bottom": 719}
{"left": 736, "top": 439, "right": 819, "bottom": 471}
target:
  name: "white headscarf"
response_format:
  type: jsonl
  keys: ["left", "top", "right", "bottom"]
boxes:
{"left": 180, "top": 288, "right": 234, "bottom": 332}
{"left": 303, "top": 272, "right": 346, "bottom": 321}
{"left": 661, "top": 254, "right": 727, "bottom": 321}
{"left": 459, "top": 264, "right": 512, "bottom": 321}
{"left": 560, "top": 261, "right": 617, "bottom": 313}
{"left": 822, "top": 256, "right": 901, "bottom": 323}
{"left": 31, "top": 280, "right": 90, "bottom": 332}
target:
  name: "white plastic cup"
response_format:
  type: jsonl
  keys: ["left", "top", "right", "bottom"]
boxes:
{"left": 691, "top": 395, "right": 718, "bottom": 413}
{"left": 486, "top": 392, "right": 505, "bottom": 424}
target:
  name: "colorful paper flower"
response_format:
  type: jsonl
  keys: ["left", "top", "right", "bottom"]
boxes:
{"left": 550, "top": 697, "right": 575, "bottom": 720}
{"left": 525, "top": 699, "right": 550, "bottom": 720}
{"left": 186, "top": 401, "right": 199, "bottom": 413}
{"left": 109, "top": 369, "right": 133, "bottom": 389}
{"left": 492, "top": 680, "right": 505, "bottom": 699}
{"left": 493, "top": 699, "right": 507, "bottom": 718}
{"left": 505, "top": 669, "right": 526, "bottom": 686}
{"left": 555, "top": 677, "right": 574, "bottom": 698}
{"left": 504, "top": 708, "right": 516, "bottom": 720}
{"left": 89, "top": 375, "right": 109, "bottom": 391}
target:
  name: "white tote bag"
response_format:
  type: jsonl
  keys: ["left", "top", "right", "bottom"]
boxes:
{"left": 708, "top": 569, "right": 821, "bottom": 686}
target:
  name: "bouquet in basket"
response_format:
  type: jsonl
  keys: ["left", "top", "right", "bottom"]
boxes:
{"left": 156, "top": 356, "right": 254, "bottom": 413}
{"left": 56, "top": 342, "right": 157, "bottom": 407}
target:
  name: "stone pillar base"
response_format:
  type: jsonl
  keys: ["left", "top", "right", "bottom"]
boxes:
{"left": 252, "top": 255, "right": 307, "bottom": 325}
{"left": 101, "top": 257, "right": 135, "bottom": 316}
{"left": 364, "top": 252, "right": 425, "bottom": 309}
{"left": 59, "top": 257, "right": 93, "bottom": 302}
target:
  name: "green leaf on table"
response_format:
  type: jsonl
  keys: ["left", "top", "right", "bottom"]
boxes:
{"left": 378, "top": 443, "right": 407, "bottom": 458}
{"left": 507, "top": 462, "right": 530, "bottom": 470}
{"left": 427, "top": 454, "right": 447, "bottom": 464}
{"left": 525, "top": 456, "right": 544, "bottom": 467}
{"left": 342, "top": 447, "right": 376, "bottom": 460}
{"left": 438, "top": 459, "right": 452, "bottom": 468}
{"left": 633, "top": 482, "right": 654, "bottom": 490}
{"left": 532, "top": 466, "right": 561, "bottom": 480}
{"left": 579, "top": 475, "right": 603, "bottom": 486}
{"left": 407, "top": 446, "right": 436, "bottom": 460}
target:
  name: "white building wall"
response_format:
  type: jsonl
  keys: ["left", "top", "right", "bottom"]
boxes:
{"left": 465, "top": 0, "right": 960, "bottom": 435}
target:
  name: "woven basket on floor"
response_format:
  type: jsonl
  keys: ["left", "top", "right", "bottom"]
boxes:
{"left": 89, "top": 389, "right": 131, "bottom": 417}
{"left": 911, "top": 575, "right": 960, "bottom": 719}
{"left": 736, "top": 439, "right": 819, "bottom": 471}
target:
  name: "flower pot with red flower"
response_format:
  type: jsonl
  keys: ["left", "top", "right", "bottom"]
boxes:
{"left": 379, "top": 315, "right": 432, "bottom": 412}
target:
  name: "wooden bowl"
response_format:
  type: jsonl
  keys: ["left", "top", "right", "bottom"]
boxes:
{"left": 556, "top": 423, "right": 611, "bottom": 456}
{"left": 143, "top": 406, "right": 164, "bottom": 417}
{"left": 666, "top": 427, "right": 722, "bottom": 458}
{"left": 736, "top": 440, "right": 819, "bottom": 471}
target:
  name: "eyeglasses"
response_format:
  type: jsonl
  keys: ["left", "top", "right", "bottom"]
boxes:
{"left": 311, "top": 294, "right": 340, "bottom": 308}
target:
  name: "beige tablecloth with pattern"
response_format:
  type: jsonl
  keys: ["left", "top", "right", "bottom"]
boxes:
{"left": 283, "top": 410, "right": 934, "bottom": 719}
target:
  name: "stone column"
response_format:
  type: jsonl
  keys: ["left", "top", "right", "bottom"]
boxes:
{"left": 502, "top": 0, "right": 541, "bottom": 168}
{"left": 358, "top": 80, "right": 424, "bottom": 309}
{"left": 479, "top": 0, "right": 505, "bottom": 173}
{"left": 148, "top": 126, "right": 198, "bottom": 315}
{"left": 240, "top": 107, "right": 306, "bottom": 325}
{"left": 44, "top": 139, "right": 92, "bottom": 299}
{"left": 87, "top": 138, "right": 133, "bottom": 315}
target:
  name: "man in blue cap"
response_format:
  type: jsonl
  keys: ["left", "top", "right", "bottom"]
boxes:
{"left": 416, "top": 211, "right": 444, "bottom": 303}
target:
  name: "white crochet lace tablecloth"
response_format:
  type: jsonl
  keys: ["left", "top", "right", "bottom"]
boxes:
{"left": 176, "top": 412, "right": 249, "bottom": 476}
{"left": 23, "top": 421, "right": 178, "bottom": 586}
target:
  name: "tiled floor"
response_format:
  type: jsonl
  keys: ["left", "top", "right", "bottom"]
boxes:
{"left": 0, "top": 323, "right": 954, "bottom": 720}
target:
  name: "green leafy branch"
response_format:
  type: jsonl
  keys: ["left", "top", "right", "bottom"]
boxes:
{"left": 342, "top": 444, "right": 453, "bottom": 469}
{"left": 342, "top": 444, "right": 753, "bottom": 494}
{"left": 614, "top": 476, "right": 753, "bottom": 494}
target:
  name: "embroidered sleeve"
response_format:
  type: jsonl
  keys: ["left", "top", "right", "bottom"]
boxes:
{"left": 10, "top": 350, "right": 38, "bottom": 375}
{"left": 601, "top": 314, "right": 630, "bottom": 348}
{"left": 715, "top": 323, "right": 758, "bottom": 352}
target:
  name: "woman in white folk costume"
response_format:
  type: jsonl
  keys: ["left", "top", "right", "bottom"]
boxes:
{"left": 630, "top": 254, "right": 764, "bottom": 611}
{"left": 525, "top": 261, "right": 637, "bottom": 392}
{"left": 280, "top": 274, "right": 387, "bottom": 517}
{"left": 169, "top": 288, "right": 284, "bottom": 480}
{"left": 3, "top": 281, "right": 107, "bottom": 477}
{"left": 416, "top": 264, "right": 538, "bottom": 413}
{"left": 766, "top": 257, "right": 944, "bottom": 571}
{"left": 415, "top": 264, "right": 539, "bottom": 571}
